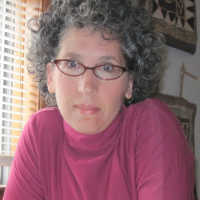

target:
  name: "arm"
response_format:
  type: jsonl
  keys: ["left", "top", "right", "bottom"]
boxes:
{"left": 3, "top": 116, "right": 44, "bottom": 200}
{"left": 135, "top": 100, "right": 195, "bottom": 200}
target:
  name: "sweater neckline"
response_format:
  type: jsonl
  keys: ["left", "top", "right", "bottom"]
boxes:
{"left": 63, "top": 109, "right": 124, "bottom": 151}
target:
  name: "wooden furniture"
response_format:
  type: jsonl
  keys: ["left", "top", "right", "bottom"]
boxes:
{"left": 0, "top": 187, "right": 5, "bottom": 200}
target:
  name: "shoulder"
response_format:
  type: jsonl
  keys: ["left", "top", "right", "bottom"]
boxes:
{"left": 123, "top": 99, "right": 194, "bottom": 199}
{"left": 122, "top": 98, "right": 187, "bottom": 145}
{"left": 31, "top": 107, "right": 62, "bottom": 121}
{"left": 128, "top": 98, "right": 173, "bottom": 113}
{"left": 22, "top": 107, "right": 64, "bottom": 142}
{"left": 123, "top": 98, "right": 177, "bottom": 125}
{"left": 28, "top": 107, "right": 63, "bottom": 128}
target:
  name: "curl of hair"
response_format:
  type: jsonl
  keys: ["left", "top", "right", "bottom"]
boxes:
{"left": 27, "top": 0, "right": 165, "bottom": 107}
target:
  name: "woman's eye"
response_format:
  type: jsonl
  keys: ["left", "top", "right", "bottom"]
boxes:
{"left": 67, "top": 61, "right": 78, "bottom": 68}
{"left": 102, "top": 65, "right": 113, "bottom": 72}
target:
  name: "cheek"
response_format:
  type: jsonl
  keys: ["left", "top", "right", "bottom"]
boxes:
{"left": 104, "top": 83, "right": 128, "bottom": 106}
{"left": 103, "top": 89, "right": 125, "bottom": 123}
{"left": 55, "top": 78, "right": 78, "bottom": 101}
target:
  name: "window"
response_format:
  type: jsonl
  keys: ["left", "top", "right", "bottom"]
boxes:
{"left": 0, "top": 0, "right": 43, "bottom": 186}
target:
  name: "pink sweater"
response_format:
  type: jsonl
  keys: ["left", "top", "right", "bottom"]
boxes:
{"left": 4, "top": 99, "right": 194, "bottom": 200}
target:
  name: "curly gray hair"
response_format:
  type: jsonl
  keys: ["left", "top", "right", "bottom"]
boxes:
{"left": 27, "top": 0, "right": 165, "bottom": 107}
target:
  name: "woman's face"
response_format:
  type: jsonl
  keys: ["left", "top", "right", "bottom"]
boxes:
{"left": 47, "top": 28, "right": 133, "bottom": 135}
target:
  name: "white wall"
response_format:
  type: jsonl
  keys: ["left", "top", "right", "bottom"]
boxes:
{"left": 159, "top": 0, "right": 200, "bottom": 197}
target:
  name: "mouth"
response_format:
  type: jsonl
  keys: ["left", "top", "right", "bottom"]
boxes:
{"left": 74, "top": 104, "right": 100, "bottom": 115}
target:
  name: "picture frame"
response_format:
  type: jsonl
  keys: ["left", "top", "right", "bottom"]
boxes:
{"left": 140, "top": 0, "right": 197, "bottom": 54}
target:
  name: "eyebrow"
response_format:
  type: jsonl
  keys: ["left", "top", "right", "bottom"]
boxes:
{"left": 61, "top": 53, "right": 83, "bottom": 60}
{"left": 61, "top": 53, "right": 121, "bottom": 64}
{"left": 98, "top": 56, "right": 120, "bottom": 63}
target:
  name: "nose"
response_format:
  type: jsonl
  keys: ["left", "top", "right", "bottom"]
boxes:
{"left": 78, "top": 69, "right": 98, "bottom": 96}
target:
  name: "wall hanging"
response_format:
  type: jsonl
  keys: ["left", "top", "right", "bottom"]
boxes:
{"left": 140, "top": 0, "right": 197, "bottom": 54}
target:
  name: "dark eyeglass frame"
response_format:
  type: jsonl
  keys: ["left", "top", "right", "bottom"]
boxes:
{"left": 51, "top": 59, "right": 128, "bottom": 80}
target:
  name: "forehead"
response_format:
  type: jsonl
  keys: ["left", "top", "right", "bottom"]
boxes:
{"left": 57, "top": 28, "right": 125, "bottom": 65}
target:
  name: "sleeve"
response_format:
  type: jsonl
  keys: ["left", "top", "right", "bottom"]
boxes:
{"left": 135, "top": 100, "right": 195, "bottom": 200}
{"left": 3, "top": 115, "right": 44, "bottom": 200}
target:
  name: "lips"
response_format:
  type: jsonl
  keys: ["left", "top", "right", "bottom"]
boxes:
{"left": 74, "top": 104, "right": 100, "bottom": 115}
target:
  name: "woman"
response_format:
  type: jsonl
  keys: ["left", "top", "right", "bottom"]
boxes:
{"left": 4, "top": 0, "right": 194, "bottom": 199}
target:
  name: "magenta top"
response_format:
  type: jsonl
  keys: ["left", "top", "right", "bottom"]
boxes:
{"left": 4, "top": 99, "right": 195, "bottom": 200}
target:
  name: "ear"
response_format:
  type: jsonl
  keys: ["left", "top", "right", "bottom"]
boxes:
{"left": 125, "top": 76, "right": 133, "bottom": 99}
{"left": 46, "top": 63, "right": 55, "bottom": 94}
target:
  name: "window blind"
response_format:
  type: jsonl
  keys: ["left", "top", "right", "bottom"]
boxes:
{"left": 0, "top": 0, "right": 42, "bottom": 185}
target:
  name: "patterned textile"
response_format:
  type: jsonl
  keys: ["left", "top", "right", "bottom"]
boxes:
{"left": 140, "top": 0, "right": 197, "bottom": 54}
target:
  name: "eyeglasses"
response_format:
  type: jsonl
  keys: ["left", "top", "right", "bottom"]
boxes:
{"left": 51, "top": 59, "right": 128, "bottom": 80}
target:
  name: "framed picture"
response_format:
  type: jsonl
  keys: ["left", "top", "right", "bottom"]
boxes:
{"left": 140, "top": 0, "right": 197, "bottom": 54}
